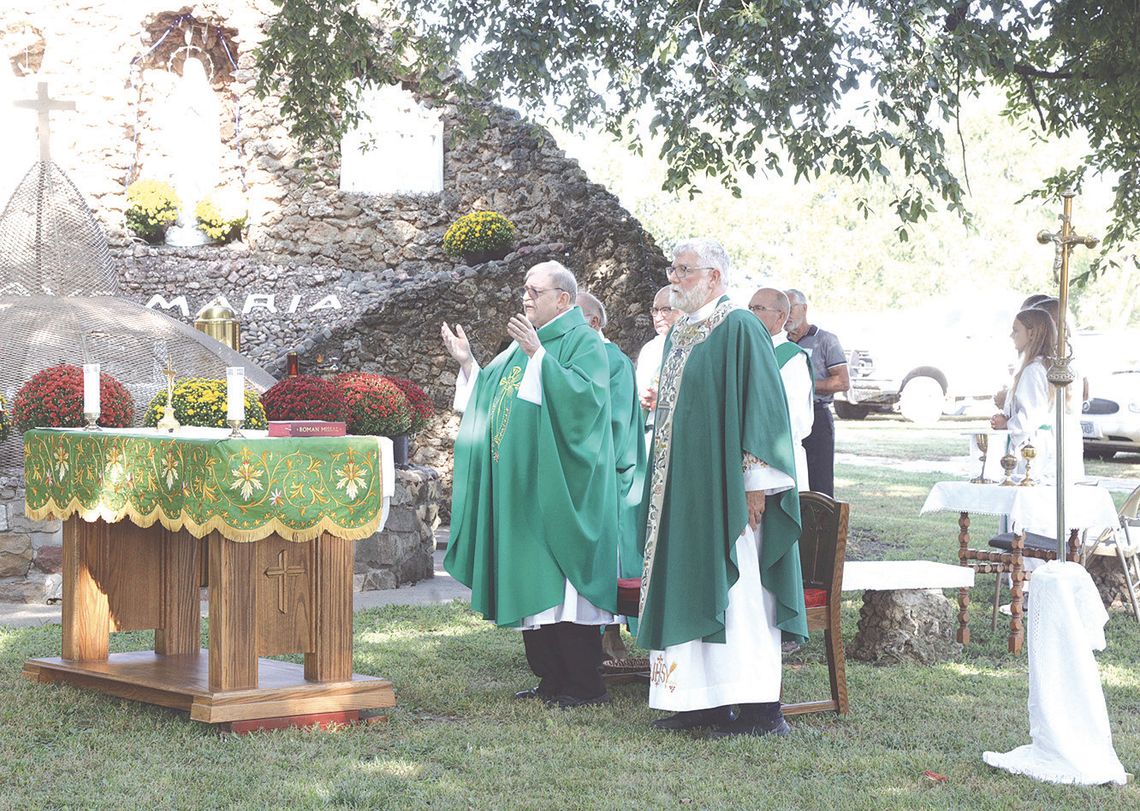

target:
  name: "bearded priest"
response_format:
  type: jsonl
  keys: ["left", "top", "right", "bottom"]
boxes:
{"left": 638, "top": 239, "right": 808, "bottom": 737}
{"left": 441, "top": 261, "right": 619, "bottom": 708}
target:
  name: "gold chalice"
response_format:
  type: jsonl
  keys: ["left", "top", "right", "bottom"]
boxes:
{"left": 1019, "top": 442, "right": 1037, "bottom": 487}
{"left": 999, "top": 452, "right": 1018, "bottom": 486}
{"left": 970, "top": 433, "right": 994, "bottom": 484}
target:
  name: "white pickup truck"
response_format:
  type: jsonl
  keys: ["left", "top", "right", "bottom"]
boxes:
{"left": 830, "top": 307, "right": 1016, "bottom": 423}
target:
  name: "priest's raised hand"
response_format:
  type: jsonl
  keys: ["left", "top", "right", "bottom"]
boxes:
{"left": 440, "top": 321, "right": 475, "bottom": 377}
{"left": 506, "top": 313, "right": 541, "bottom": 356}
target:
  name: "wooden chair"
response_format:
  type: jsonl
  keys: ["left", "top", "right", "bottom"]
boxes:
{"left": 784, "top": 491, "right": 850, "bottom": 716}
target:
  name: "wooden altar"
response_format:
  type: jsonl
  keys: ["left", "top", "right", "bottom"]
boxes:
{"left": 20, "top": 428, "right": 395, "bottom": 729}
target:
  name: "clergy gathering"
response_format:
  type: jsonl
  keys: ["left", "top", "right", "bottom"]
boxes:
{"left": 1, "top": 2, "right": 1139, "bottom": 808}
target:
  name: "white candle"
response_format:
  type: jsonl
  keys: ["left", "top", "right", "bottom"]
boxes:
{"left": 226, "top": 367, "right": 245, "bottom": 421}
{"left": 82, "top": 364, "right": 100, "bottom": 415}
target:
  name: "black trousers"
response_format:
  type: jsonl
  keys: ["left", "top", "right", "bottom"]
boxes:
{"left": 803, "top": 402, "right": 835, "bottom": 496}
{"left": 522, "top": 621, "right": 606, "bottom": 699}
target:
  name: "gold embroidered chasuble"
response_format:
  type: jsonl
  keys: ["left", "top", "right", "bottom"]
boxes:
{"left": 636, "top": 297, "right": 808, "bottom": 649}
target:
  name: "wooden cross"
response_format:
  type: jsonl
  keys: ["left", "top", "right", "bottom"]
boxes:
{"left": 13, "top": 81, "right": 76, "bottom": 162}
{"left": 264, "top": 549, "right": 306, "bottom": 614}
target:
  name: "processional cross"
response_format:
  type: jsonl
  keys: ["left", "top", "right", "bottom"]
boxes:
{"left": 13, "top": 81, "right": 76, "bottom": 162}
{"left": 1036, "top": 192, "right": 1099, "bottom": 559}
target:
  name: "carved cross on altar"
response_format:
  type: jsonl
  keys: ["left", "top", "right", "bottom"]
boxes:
{"left": 265, "top": 549, "right": 306, "bottom": 614}
{"left": 1036, "top": 191, "right": 1099, "bottom": 558}
{"left": 13, "top": 81, "right": 76, "bottom": 162}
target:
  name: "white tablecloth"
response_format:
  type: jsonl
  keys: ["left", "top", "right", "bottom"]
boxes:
{"left": 921, "top": 481, "right": 1118, "bottom": 539}
{"left": 983, "top": 561, "right": 1127, "bottom": 785}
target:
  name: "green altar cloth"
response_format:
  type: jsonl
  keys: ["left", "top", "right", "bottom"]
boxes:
{"left": 23, "top": 428, "right": 385, "bottom": 543}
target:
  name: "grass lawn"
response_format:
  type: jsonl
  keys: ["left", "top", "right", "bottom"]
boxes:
{"left": 2, "top": 419, "right": 1138, "bottom": 809}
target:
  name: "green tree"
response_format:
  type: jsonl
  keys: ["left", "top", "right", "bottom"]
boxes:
{"left": 254, "top": 0, "right": 1140, "bottom": 270}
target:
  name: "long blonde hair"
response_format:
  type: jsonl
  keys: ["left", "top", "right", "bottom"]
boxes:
{"left": 1011, "top": 308, "right": 1057, "bottom": 405}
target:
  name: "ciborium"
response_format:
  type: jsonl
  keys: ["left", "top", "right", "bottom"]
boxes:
{"left": 999, "top": 452, "right": 1018, "bottom": 486}
{"left": 970, "top": 433, "right": 994, "bottom": 483}
{"left": 1019, "top": 442, "right": 1037, "bottom": 487}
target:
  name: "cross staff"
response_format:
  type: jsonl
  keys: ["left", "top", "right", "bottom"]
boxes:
{"left": 13, "top": 81, "right": 76, "bottom": 162}
{"left": 1036, "top": 192, "right": 1099, "bottom": 560}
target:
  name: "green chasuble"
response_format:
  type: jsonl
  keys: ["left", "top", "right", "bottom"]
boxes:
{"left": 445, "top": 306, "right": 619, "bottom": 627}
{"left": 604, "top": 342, "right": 648, "bottom": 580}
{"left": 636, "top": 297, "right": 808, "bottom": 650}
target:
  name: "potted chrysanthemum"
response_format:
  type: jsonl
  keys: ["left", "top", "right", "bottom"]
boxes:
{"left": 260, "top": 375, "right": 346, "bottom": 422}
{"left": 334, "top": 372, "right": 414, "bottom": 466}
{"left": 12, "top": 364, "right": 134, "bottom": 431}
{"left": 142, "top": 377, "right": 268, "bottom": 430}
{"left": 442, "top": 210, "right": 516, "bottom": 265}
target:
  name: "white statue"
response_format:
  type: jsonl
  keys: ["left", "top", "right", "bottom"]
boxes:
{"left": 161, "top": 57, "right": 221, "bottom": 246}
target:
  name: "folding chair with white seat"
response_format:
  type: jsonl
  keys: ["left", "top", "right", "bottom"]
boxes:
{"left": 1083, "top": 484, "right": 1140, "bottom": 622}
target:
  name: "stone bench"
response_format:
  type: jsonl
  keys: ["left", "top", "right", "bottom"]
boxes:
{"left": 842, "top": 561, "right": 975, "bottom": 665}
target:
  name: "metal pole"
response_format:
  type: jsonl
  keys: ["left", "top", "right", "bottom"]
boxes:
{"left": 1054, "top": 194, "right": 1072, "bottom": 561}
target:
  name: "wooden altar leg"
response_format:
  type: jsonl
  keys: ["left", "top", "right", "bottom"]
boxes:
{"left": 156, "top": 529, "right": 202, "bottom": 656}
{"left": 957, "top": 511, "right": 971, "bottom": 645}
{"left": 61, "top": 518, "right": 110, "bottom": 662}
{"left": 1066, "top": 528, "right": 1081, "bottom": 562}
{"left": 304, "top": 533, "right": 354, "bottom": 683}
{"left": 1008, "top": 532, "right": 1025, "bottom": 654}
{"left": 209, "top": 533, "right": 258, "bottom": 691}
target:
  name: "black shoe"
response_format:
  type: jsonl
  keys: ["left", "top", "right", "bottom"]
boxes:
{"left": 556, "top": 692, "right": 612, "bottom": 709}
{"left": 514, "top": 687, "right": 557, "bottom": 704}
{"left": 651, "top": 706, "right": 736, "bottom": 731}
{"left": 708, "top": 705, "right": 791, "bottom": 739}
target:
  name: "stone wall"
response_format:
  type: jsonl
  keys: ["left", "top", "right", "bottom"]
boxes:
{"left": 0, "top": 479, "right": 63, "bottom": 603}
{"left": 355, "top": 466, "right": 441, "bottom": 592}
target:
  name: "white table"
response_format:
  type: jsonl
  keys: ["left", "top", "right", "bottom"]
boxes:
{"left": 920, "top": 481, "right": 1119, "bottom": 653}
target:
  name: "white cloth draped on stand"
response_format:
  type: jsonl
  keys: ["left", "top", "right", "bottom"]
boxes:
{"left": 982, "top": 561, "right": 1127, "bottom": 785}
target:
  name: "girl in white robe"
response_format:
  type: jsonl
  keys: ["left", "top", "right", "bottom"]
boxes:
{"left": 991, "top": 308, "right": 1058, "bottom": 483}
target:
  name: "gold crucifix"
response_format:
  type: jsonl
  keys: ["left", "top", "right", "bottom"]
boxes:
{"left": 264, "top": 549, "right": 306, "bottom": 614}
{"left": 13, "top": 81, "right": 76, "bottom": 163}
{"left": 1036, "top": 191, "right": 1099, "bottom": 559}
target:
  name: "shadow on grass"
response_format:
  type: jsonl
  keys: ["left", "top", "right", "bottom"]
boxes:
{"left": 2, "top": 598, "right": 1138, "bottom": 808}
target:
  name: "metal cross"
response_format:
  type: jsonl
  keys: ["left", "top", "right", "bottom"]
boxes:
{"left": 13, "top": 81, "right": 76, "bottom": 162}
{"left": 264, "top": 549, "right": 306, "bottom": 614}
{"left": 1036, "top": 191, "right": 1099, "bottom": 560}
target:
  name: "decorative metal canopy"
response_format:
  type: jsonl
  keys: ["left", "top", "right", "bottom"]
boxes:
{"left": 0, "top": 161, "right": 118, "bottom": 297}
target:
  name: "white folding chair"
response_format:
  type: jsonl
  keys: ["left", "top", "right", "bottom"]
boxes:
{"left": 1083, "top": 484, "right": 1140, "bottom": 622}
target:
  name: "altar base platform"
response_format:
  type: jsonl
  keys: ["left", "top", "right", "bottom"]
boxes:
{"left": 23, "top": 651, "right": 394, "bottom": 725}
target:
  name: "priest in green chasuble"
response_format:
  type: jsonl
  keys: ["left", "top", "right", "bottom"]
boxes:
{"left": 639, "top": 239, "right": 808, "bottom": 737}
{"left": 578, "top": 291, "right": 648, "bottom": 649}
{"left": 441, "top": 262, "right": 619, "bottom": 708}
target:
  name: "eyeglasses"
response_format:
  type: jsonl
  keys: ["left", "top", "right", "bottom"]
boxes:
{"left": 519, "top": 286, "right": 566, "bottom": 300}
{"left": 650, "top": 307, "right": 676, "bottom": 316}
{"left": 667, "top": 264, "right": 716, "bottom": 281}
{"left": 748, "top": 305, "right": 785, "bottom": 315}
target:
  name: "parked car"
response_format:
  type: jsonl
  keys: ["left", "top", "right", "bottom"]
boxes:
{"left": 832, "top": 301, "right": 1017, "bottom": 424}
{"left": 1074, "top": 330, "right": 1140, "bottom": 460}
{"left": 1082, "top": 370, "right": 1140, "bottom": 459}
